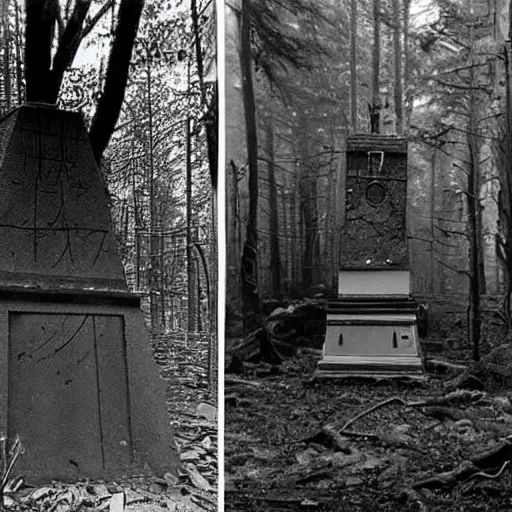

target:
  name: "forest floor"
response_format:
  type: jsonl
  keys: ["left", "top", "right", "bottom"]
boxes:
{"left": 224, "top": 305, "right": 512, "bottom": 512}
{"left": 4, "top": 331, "right": 217, "bottom": 512}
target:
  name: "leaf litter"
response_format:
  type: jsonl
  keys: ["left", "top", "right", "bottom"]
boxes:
{"left": 225, "top": 348, "right": 512, "bottom": 512}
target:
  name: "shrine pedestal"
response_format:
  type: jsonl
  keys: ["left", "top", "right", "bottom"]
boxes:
{"left": 316, "top": 270, "right": 425, "bottom": 380}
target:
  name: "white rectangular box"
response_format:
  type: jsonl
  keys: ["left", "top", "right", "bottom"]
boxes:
{"left": 338, "top": 270, "right": 410, "bottom": 296}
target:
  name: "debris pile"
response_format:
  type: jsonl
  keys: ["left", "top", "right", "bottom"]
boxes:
{"left": 173, "top": 401, "right": 218, "bottom": 510}
{"left": 153, "top": 332, "right": 212, "bottom": 410}
{"left": 155, "top": 331, "right": 217, "bottom": 510}
{"left": 3, "top": 478, "right": 204, "bottom": 512}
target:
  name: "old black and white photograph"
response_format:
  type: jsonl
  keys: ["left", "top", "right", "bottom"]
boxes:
{"left": 0, "top": 0, "right": 217, "bottom": 511}
{"left": 224, "top": 0, "right": 512, "bottom": 511}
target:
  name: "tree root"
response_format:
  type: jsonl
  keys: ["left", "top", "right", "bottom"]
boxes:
{"left": 294, "top": 390, "right": 488, "bottom": 452}
{"left": 341, "top": 397, "right": 410, "bottom": 431}
{"left": 226, "top": 328, "right": 285, "bottom": 370}
{"left": 413, "top": 440, "right": 512, "bottom": 490}
{"left": 340, "top": 390, "right": 486, "bottom": 432}
{"left": 465, "top": 460, "right": 510, "bottom": 482}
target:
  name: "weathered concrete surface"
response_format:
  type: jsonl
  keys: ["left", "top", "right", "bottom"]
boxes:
{"left": 0, "top": 106, "right": 179, "bottom": 483}
{"left": 0, "top": 104, "right": 127, "bottom": 291}
{"left": 1, "top": 294, "right": 179, "bottom": 482}
{"left": 340, "top": 135, "right": 408, "bottom": 270}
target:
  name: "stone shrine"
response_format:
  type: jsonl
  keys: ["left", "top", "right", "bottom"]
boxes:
{"left": 316, "top": 135, "right": 425, "bottom": 379}
{"left": 0, "top": 104, "right": 178, "bottom": 482}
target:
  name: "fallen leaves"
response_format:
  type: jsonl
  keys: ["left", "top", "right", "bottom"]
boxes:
{"left": 225, "top": 351, "right": 512, "bottom": 511}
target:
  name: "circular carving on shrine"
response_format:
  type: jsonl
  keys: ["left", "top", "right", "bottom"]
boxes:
{"left": 365, "top": 180, "right": 387, "bottom": 205}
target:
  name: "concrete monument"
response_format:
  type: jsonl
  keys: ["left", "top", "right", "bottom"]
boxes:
{"left": 0, "top": 104, "right": 178, "bottom": 482}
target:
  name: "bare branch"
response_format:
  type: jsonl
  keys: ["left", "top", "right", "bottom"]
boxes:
{"left": 82, "top": 0, "right": 115, "bottom": 39}
{"left": 435, "top": 258, "right": 470, "bottom": 277}
{"left": 50, "top": 0, "right": 93, "bottom": 101}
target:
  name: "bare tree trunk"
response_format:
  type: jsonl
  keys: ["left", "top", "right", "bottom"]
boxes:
{"left": 370, "top": 0, "right": 381, "bottom": 133}
{"left": 25, "top": 0, "right": 94, "bottom": 103}
{"left": 477, "top": 192, "right": 486, "bottom": 295}
{"left": 2, "top": 0, "right": 12, "bottom": 111}
{"left": 349, "top": 0, "right": 357, "bottom": 132}
{"left": 186, "top": 117, "right": 196, "bottom": 332}
{"left": 14, "top": 2, "right": 22, "bottom": 104}
{"left": 430, "top": 148, "right": 436, "bottom": 294}
{"left": 229, "top": 160, "right": 240, "bottom": 295}
{"left": 160, "top": 232, "right": 166, "bottom": 328}
{"left": 191, "top": 0, "right": 217, "bottom": 191}
{"left": 48, "top": 0, "right": 93, "bottom": 101}
{"left": 240, "top": 0, "right": 263, "bottom": 332}
{"left": 497, "top": 40, "right": 512, "bottom": 327}
{"left": 467, "top": 24, "right": 481, "bottom": 362}
{"left": 298, "top": 119, "right": 317, "bottom": 291}
{"left": 392, "top": 0, "right": 403, "bottom": 134}
{"left": 403, "top": 0, "right": 412, "bottom": 134}
{"left": 24, "top": 0, "right": 56, "bottom": 102}
{"left": 265, "top": 116, "right": 282, "bottom": 299}
{"left": 290, "top": 173, "right": 298, "bottom": 295}
{"left": 89, "top": 0, "right": 145, "bottom": 163}
{"left": 196, "top": 254, "right": 202, "bottom": 332}
{"left": 281, "top": 187, "right": 289, "bottom": 289}
{"left": 208, "top": 192, "right": 217, "bottom": 393}
{"left": 145, "top": 58, "right": 159, "bottom": 327}
{"left": 468, "top": 132, "right": 482, "bottom": 361}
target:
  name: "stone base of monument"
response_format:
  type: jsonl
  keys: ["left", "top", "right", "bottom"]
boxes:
{"left": 0, "top": 287, "right": 179, "bottom": 483}
{"left": 0, "top": 105, "right": 179, "bottom": 483}
{"left": 315, "top": 270, "right": 426, "bottom": 380}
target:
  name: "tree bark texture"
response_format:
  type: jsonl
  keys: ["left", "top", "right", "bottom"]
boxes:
{"left": 467, "top": 38, "right": 482, "bottom": 362}
{"left": 240, "top": 0, "right": 263, "bottom": 332}
{"left": 89, "top": 0, "right": 145, "bottom": 164}
{"left": 264, "top": 116, "right": 282, "bottom": 299}
{"left": 349, "top": 0, "right": 357, "bottom": 132}
{"left": 298, "top": 117, "right": 318, "bottom": 292}
{"left": 370, "top": 0, "right": 381, "bottom": 133}
{"left": 392, "top": 0, "right": 403, "bottom": 134}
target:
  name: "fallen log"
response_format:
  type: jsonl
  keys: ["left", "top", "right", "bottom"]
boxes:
{"left": 445, "top": 342, "right": 512, "bottom": 391}
{"left": 225, "top": 328, "right": 284, "bottom": 372}
{"left": 266, "top": 301, "right": 326, "bottom": 348}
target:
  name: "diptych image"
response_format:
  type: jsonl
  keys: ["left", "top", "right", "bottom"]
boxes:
{"left": 2, "top": 0, "right": 512, "bottom": 511}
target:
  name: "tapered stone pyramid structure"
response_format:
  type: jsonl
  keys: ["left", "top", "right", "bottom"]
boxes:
{"left": 0, "top": 104, "right": 178, "bottom": 482}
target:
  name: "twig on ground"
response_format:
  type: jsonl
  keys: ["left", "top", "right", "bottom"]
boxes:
{"left": 337, "top": 429, "right": 380, "bottom": 440}
{"left": 225, "top": 376, "right": 264, "bottom": 388}
{"left": 341, "top": 397, "right": 409, "bottom": 432}
{"left": 465, "top": 460, "right": 510, "bottom": 482}
{"left": 340, "top": 390, "right": 486, "bottom": 433}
